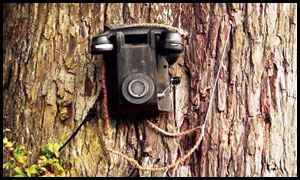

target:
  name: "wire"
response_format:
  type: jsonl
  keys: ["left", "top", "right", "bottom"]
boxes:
{"left": 58, "top": 90, "right": 102, "bottom": 154}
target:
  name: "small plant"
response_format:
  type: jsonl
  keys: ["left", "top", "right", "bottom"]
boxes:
{"left": 3, "top": 129, "right": 66, "bottom": 177}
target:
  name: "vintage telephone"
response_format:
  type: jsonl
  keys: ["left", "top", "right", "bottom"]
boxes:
{"left": 58, "top": 24, "right": 185, "bottom": 153}
{"left": 59, "top": 23, "right": 231, "bottom": 172}
{"left": 91, "top": 25, "right": 183, "bottom": 117}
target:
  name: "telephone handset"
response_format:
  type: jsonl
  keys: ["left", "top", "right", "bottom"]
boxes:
{"left": 91, "top": 25, "right": 183, "bottom": 117}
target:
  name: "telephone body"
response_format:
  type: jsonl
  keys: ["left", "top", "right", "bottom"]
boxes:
{"left": 91, "top": 25, "right": 183, "bottom": 117}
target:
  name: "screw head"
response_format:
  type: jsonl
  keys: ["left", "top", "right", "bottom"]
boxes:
{"left": 171, "top": 76, "right": 181, "bottom": 85}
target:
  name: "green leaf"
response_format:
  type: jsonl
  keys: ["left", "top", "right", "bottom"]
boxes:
{"left": 3, "top": 137, "right": 8, "bottom": 144}
{"left": 56, "top": 171, "right": 66, "bottom": 177}
{"left": 53, "top": 142, "right": 60, "bottom": 158}
{"left": 26, "top": 164, "right": 38, "bottom": 177}
{"left": 4, "top": 138, "right": 14, "bottom": 150}
{"left": 41, "top": 146, "right": 52, "bottom": 158}
{"left": 6, "top": 141, "right": 13, "bottom": 148}
{"left": 16, "top": 145, "right": 25, "bottom": 150}
{"left": 46, "top": 142, "right": 61, "bottom": 157}
{"left": 48, "top": 158, "right": 59, "bottom": 165}
{"left": 3, "top": 128, "right": 11, "bottom": 133}
{"left": 13, "top": 150, "right": 26, "bottom": 165}
{"left": 40, "top": 155, "right": 48, "bottom": 162}
{"left": 53, "top": 163, "right": 64, "bottom": 171}
{"left": 14, "top": 174, "right": 27, "bottom": 177}
{"left": 47, "top": 143, "right": 54, "bottom": 153}
{"left": 39, "top": 167, "right": 47, "bottom": 172}
{"left": 37, "top": 155, "right": 48, "bottom": 166}
{"left": 14, "top": 167, "right": 26, "bottom": 177}
{"left": 3, "top": 162, "right": 13, "bottom": 169}
{"left": 14, "top": 167, "right": 23, "bottom": 174}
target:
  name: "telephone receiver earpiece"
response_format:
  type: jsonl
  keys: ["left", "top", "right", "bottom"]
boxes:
{"left": 92, "top": 30, "right": 183, "bottom": 65}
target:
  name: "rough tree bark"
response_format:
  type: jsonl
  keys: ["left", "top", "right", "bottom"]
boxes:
{"left": 3, "top": 3, "right": 297, "bottom": 177}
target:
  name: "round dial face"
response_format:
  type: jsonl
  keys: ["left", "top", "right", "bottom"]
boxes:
{"left": 122, "top": 73, "right": 155, "bottom": 104}
{"left": 128, "top": 79, "right": 149, "bottom": 98}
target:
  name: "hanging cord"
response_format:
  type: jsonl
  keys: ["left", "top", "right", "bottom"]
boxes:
{"left": 102, "top": 22, "right": 232, "bottom": 172}
{"left": 202, "top": 22, "right": 231, "bottom": 131}
{"left": 146, "top": 119, "right": 202, "bottom": 137}
{"left": 58, "top": 91, "right": 102, "bottom": 153}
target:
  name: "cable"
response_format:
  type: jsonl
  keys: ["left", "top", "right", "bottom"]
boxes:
{"left": 58, "top": 85, "right": 102, "bottom": 152}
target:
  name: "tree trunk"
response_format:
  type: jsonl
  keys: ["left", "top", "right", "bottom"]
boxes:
{"left": 3, "top": 3, "right": 297, "bottom": 177}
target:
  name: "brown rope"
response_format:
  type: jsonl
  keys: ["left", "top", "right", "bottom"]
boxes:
{"left": 106, "top": 130, "right": 204, "bottom": 172}
{"left": 146, "top": 119, "right": 202, "bottom": 137}
{"left": 101, "top": 63, "right": 204, "bottom": 172}
{"left": 101, "top": 65, "right": 110, "bottom": 138}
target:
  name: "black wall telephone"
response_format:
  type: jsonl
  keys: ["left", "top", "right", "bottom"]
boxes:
{"left": 91, "top": 25, "right": 183, "bottom": 117}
